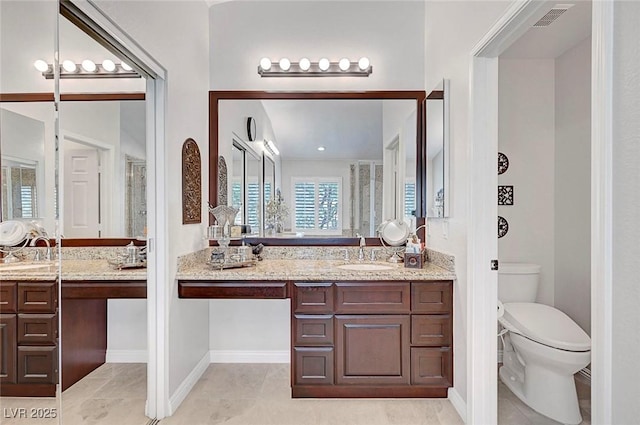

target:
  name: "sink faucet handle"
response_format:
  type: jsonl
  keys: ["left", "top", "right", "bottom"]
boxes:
{"left": 370, "top": 248, "right": 381, "bottom": 262}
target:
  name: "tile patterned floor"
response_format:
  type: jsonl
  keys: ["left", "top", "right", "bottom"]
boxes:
{"left": 0, "top": 363, "right": 591, "bottom": 425}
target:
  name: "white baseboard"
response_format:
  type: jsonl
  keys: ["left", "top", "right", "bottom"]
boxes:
{"left": 105, "top": 349, "right": 147, "bottom": 363}
{"left": 209, "top": 350, "right": 290, "bottom": 363}
{"left": 168, "top": 351, "right": 210, "bottom": 416}
{"left": 448, "top": 387, "right": 467, "bottom": 424}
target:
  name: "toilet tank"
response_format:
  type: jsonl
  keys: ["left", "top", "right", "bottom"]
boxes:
{"left": 498, "top": 262, "right": 541, "bottom": 303}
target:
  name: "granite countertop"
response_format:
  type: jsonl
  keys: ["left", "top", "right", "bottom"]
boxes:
{"left": 0, "top": 259, "right": 147, "bottom": 281}
{"left": 176, "top": 258, "right": 456, "bottom": 281}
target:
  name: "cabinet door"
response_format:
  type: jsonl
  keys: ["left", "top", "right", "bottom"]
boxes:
{"left": 0, "top": 314, "right": 17, "bottom": 384}
{"left": 335, "top": 315, "right": 410, "bottom": 385}
{"left": 293, "top": 347, "right": 334, "bottom": 385}
{"left": 17, "top": 346, "right": 57, "bottom": 384}
{"left": 411, "top": 347, "right": 452, "bottom": 386}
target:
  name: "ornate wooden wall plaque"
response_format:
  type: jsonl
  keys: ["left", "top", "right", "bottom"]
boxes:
{"left": 182, "top": 138, "right": 202, "bottom": 224}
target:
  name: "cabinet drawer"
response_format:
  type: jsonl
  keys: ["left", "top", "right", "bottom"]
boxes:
{"left": 293, "top": 283, "right": 334, "bottom": 313}
{"left": 411, "top": 315, "right": 451, "bottom": 346}
{"left": 18, "top": 282, "right": 56, "bottom": 313}
{"left": 411, "top": 347, "right": 452, "bottom": 386}
{"left": 17, "top": 345, "right": 57, "bottom": 384}
{"left": 0, "top": 282, "right": 17, "bottom": 313}
{"left": 0, "top": 314, "right": 17, "bottom": 384}
{"left": 411, "top": 281, "right": 452, "bottom": 313}
{"left": 335, "top": 282, "right": 410, "bottom": 314}
{"left": 293, "top": 315, "right": 333, "bottom": 346}
{"left": 17, "top": 314, "right": 57, "bottom": 345}
{"left": 293, "top": 347, "right": 334, "bottom": 385}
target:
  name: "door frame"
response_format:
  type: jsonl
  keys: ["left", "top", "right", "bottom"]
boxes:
{"left": 467, "top": 1, "right": 613, "bottom": 424}
{"left": 64, "top": 0, "right": 169, "bottom": 418}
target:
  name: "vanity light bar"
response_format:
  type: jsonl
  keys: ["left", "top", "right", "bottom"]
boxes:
{"left": 258, "top": 57, "right": 372, "bottom": 77}
{"left": 34, "top": 59, "right": 141, "bottom": 79}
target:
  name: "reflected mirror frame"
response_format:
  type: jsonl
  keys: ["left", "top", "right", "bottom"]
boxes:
{"left": 209, "top": 90, "right": 427, "bottom": 245}
{"left": 425, "top": 79, "right": 450, "bottom": 219}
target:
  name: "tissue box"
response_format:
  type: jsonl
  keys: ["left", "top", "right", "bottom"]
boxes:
{"left": 404, "top": 251, "right": 426, "bottom": 269}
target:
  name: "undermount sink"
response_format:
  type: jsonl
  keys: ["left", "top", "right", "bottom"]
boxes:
{"left": 0, "top": 262, "right": 57, "bottom": 272}
{"left": 336, "top": 263, "right": 395, "bottom": 272}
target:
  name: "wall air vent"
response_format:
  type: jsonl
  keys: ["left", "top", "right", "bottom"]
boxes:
{"left": 533, "top": 4, "right": 574, "bottom": 27}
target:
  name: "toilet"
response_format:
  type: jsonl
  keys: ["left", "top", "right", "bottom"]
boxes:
{"left": 498, "top": 263, "right": 591, "bottom": 425}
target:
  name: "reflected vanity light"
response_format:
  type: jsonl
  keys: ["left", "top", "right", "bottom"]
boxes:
{"left": 264, "top": 140, "right": 280, "bottom": 156}
{"left": 34, "top": 58, "right": 141, "bottom": 79}
{"left": 317, "top": 146, "right": 326, "bottom": 151}
{"left": 258, "top": 56, "right": 372, "bottom": 77}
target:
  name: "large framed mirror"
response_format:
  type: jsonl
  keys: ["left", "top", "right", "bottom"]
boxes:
{"left": 210, "top": 91, "right": 426, "bottom": 244}
{"left": 426, "top": 80, "right": 450, "bottom": 218}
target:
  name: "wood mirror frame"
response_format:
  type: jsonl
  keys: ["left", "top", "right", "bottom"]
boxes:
{"left": 209, "top": 90, "right": 427, "bottom": 246}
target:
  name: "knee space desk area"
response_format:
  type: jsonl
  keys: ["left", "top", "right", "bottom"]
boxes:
{"left": 178, "top": 257, "right": 456, "bottom": 399}
{"left": 0, "top": 260, "right": 146, "bottom": 397}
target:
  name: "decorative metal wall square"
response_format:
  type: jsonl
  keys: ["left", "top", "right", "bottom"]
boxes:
{"left": 498, "top": 185, "right": 514, "bottom": 206}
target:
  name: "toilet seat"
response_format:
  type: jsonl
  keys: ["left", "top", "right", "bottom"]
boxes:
{"left": 500, "top": 302, "right": 591, "bottom": 352}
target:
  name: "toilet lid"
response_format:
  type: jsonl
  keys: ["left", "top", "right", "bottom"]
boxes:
{"left": 500, "top": 302, "right": 591, "bottom": 352}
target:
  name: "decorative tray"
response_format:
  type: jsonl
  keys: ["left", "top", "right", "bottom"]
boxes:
{"left": 108, "top": 259, "right": 148, "bottom": 270}
{"left": 207, "top": 259, "right": 257, "bottom": 271}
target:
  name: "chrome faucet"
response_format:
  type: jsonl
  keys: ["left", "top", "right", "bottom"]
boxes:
{"left": 357, "top": 233, "right": 366, "bottom": 261}
{"left": 30, "top": 236, "right": 53, "bottom": 262}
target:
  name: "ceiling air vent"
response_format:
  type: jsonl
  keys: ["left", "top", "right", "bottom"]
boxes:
{"left": 533, "top": 4, "right": 574, "bottom": 27}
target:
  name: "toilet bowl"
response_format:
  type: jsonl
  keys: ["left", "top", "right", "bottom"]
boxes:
{"left": 498, "top": 263, "right": 591, "bottom": 425}
{"left": 499, "top": 302, "right": 591, "bottom": 424}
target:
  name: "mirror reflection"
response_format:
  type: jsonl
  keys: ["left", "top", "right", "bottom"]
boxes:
{"left": 218, "top": 99, "right": 418, "bottom": 238}
{"left": 1, "top": 101, "right": 146, "bottom": 238}
{"left": 426, "top": 80, "right": 450, "bottom": 218}
{"left": 0, "top": 1, "right": 60, "bottom": 420}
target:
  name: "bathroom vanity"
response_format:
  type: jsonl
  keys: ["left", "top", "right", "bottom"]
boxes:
{"left": 0, "top": 260, "right": 146, "bottom": 396}
{"left": 178, "top": 255, "right": 454, "bottom": 398}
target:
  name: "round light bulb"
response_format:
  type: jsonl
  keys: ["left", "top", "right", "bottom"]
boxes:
{"left": 121, "top": 62, "right": 133, "bottom": 71}
{"left": 299, "top": 58, "right": 311, "bottom": 71}
{"left": 62, "top": 60, "right": 77, "bottom": 73}
{"left": 259, "top": 57, "right": 272, "bottom": 71}
{"left": 102, "top": 59, "right": 116, "bottom": 72}
{"left": 318, "top": 58, "right": 330, "bottom": 71}
{"left": 317, "top": 146, "right": 326, "bottom": 151}
{"left": 81, "top": 59, "right": 96, "bottom": 72}
{"left": 279, "top": 58, "right": 291, "bottom": 71}
{"left": 338, "top": 58, "right": 351, "bottom": 71}
{"left": 34, "top": 60, "right": 49, "bottom": 73}
{"left": 358, "top": 57, "right": 370, "bottom": 71}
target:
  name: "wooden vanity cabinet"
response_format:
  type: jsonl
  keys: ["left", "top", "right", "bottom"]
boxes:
{"left": 291, "top": 280, "right": 453, "bottom": 398}
{"left": 0, "top": 281, "right": 58, "bottom": 397}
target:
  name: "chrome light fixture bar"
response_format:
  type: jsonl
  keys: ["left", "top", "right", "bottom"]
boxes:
{"left": 263, "top": 139, "right": 280, "bottom": 156}
{"left": 35, "top": 59, "right": 141, "bottom": 79}
{"left": 258, "top": 57, "right": 372, "bottom": 77}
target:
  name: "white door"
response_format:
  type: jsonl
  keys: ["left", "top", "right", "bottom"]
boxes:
{"left": 63, "top": 148, "right": 100, "bottom": 238}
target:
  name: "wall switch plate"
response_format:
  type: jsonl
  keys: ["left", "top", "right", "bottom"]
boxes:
{"left": 442, "top": 219, "right": 449, "bottom": 239}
